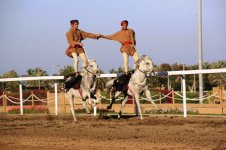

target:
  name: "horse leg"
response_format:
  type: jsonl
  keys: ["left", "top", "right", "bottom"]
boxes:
{"left": 107, "top": 91, "right": 121, "bottom": 109}
{"left": 107, "top": 90, "right": 115, "bottom": 109}
{"left": 91, "top": 92, "right": 100, "bottom": 106}
{"left": 67, "top": 91, "right": 77, "bottom": 121}
{"left": 118, "top": 95, "right": 128, "bottom": 119}
{"left": 82, "top": 98, "right": 91, "bottom": 114}
{"left": 134, "top": 94, "right": 143, "bottom": 120}
{"left": 145, "top": 89, "right": 157, "bottom": 109}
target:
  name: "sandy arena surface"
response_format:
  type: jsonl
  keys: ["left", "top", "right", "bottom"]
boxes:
{"left": 0, "top": 114, "right": 226, "bottom": 150}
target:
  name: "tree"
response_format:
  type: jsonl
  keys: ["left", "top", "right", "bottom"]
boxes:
{"left": 96, "top": 69, "right": 107, "bottom": 90}
{"left": 26, "top": 68, "right": 48, "bottom": 89}
{"left": 158, "top": 63, "right": 171, "bottom": 88}
{"left": 167, "top": 63, "right": 181, "bottom": 91}
{"left": 109, "top": 66, "right": 125, "bottom": 74}
{"left": 1, "top": 70, "right": 19, "bottom": 91}
{"left": 189, "top": 64, "right": 198, "bottom": 92}
{"left": 59, "top": 65, "right": 74, "bottom": 76}
{"left": 148, "top": 64, "right": 168, "bottom": 89}
{"left": 207, "top": 60, "right": 226, "bottom": 88}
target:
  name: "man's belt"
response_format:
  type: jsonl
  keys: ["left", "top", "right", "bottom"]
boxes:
{"left": 74, "top": 45, "right": 82, "bottom": 48}
{"left": 68, "top": 44, "right": 82, "bottom": 49}
{"left": 122, "top": 41, "right": 132, "bottom": 46}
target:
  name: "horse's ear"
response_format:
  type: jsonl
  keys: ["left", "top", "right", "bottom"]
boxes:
{"left": 141, "top": 55, "right": 151, "bottom": 61}
{"left": 141, "top": 55, "right": 150, "bottom": 59}
{"left": 141, "top": 55, "right": 146, "bottom": 58}
{"left": 89, "top": 58, "right": 95, "bottom": 62}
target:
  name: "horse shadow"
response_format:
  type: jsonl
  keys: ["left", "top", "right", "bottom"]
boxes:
{"left": 98, "top": 109, "right": 139, "bottom": 120}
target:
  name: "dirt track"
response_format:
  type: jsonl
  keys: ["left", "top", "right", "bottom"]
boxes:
{"left": 0, "top": 114, "right": 226, "bottom": 150}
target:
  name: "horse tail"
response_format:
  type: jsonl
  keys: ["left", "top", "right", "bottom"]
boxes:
{"left": 106, "top": 79, "right": 114, "bottom": 89}
{"left": 105, "top": 79, "right": 114, "bottom": 98}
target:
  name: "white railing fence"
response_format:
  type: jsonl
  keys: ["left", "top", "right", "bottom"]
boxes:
{"left": 0, "top": 76, "right": 63, "bottom": 115}
{"left": 0, "top": 68, "right": 226, "bottom": 117}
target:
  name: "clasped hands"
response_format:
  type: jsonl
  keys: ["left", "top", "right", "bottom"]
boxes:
{"left": 96, "top": 34, "right": 104, "bottom": 39}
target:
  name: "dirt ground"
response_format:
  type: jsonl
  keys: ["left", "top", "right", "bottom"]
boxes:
{"left": 0, "top": 114, "right": 226, "bottom": 150}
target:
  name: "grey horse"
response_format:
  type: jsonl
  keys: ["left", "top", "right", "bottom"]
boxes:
{"left": 106, "top": 55, "right": 157, "bottom": 120}
{"left": 65, "top": 59, "right": 100, "bottom": 121}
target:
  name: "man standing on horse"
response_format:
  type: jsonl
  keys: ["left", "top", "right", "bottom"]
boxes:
{"left": 65, "top": 20, "right": 101, "bottom": 77}
{"left": 101, "top": 20, "right": 140, "bottom": 74}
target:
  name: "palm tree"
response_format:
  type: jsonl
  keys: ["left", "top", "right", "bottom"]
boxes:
{"left": 109, "top": 66, "right": 125, "bottom": 74}
{"left": 169, "top": 63, "right": 184, "bottom": 91}
{"left": 59, "top": 65, "right": 74, "bottom": 76}
{"left": 208, "top": 60, "right": 226, "bottom": 88}
{"left": 1, "top": 70, "right": 19, "bottom": 91}
{"left": 26, "top": 68, "right": 48, "bottom": 89}
{"left": 96, "top": 69, "right": 107, "bottom": 90}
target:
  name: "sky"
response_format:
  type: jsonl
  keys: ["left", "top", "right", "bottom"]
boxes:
{"left": 0, "top": 0, "right": 226, "bottom": 76}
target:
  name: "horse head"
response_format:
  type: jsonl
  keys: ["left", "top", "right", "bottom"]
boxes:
{"left": 135, "top": 55, "right": 154, "bottom": 74}
{"left": 81, "top": 59, "right": 100, "bottom": 76}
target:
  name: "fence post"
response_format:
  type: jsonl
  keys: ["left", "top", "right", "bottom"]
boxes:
{"left": 159, "top": 91, "right": 162, "bottom": 104}
{"left": 3, "top": 92, "right": 7, "bottom": 112}
{"left": 96, "top": 89, "right": 101, "bottom": 104}
{"left": 182, "top": 75, "right": 187, "bottom": 117}
{"left": 172, "top": 88, "right": 175, "bottom": 108}
{"left": 19, "top": 83, "right": 23, "bottom": 115}
{"left": 31, "top": 91, "right": 34, "bottom": 106}
{"left": 47, "top": 91, "right": 50, "bottom": 106}
{"left": 220, "top": 86, "right": 223, "bottom": 115}
{"left": 54, "top": 81, "right": 58, "bottom": 115}
{"left": 61, "top": 92, "right": 66, "bottom": 113}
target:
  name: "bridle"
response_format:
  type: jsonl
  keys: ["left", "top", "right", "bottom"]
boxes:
{"left": 83, "top": 64, "right": 98, "bottom": 76}
{"left": 85, "top": 67, "right": 95, "bottom": 75}
{"left": 138, "top": 68, "right": 147, "bottom": 74}
{"left": 138, "top": 62, "right": 153, "bottom": 75}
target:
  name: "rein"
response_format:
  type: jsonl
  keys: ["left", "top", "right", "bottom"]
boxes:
{"left": 83, "top": 66, "right": 96, "bottom": 75}
{"left": 138, "top": 68, "right": 147, "bottom": 74}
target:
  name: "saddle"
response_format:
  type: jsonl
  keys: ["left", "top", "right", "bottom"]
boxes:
{"left": 64, "top": 73, "right": 82, "bottom": 91}
{"left": 113, "top": 70, "right": 134, "bottom": 92}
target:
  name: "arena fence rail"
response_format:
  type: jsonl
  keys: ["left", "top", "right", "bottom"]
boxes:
{"left": 0, "top": 68, "right": 226, "bottom": 117}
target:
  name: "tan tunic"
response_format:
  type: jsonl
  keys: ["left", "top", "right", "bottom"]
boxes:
{"left": 103, "top": 28, "right": 136, "bottom": 56}
{"left": 65, "top": 28, "right": 99, "bottom": 58}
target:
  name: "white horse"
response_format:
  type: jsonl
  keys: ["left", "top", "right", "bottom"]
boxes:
{"left": 106, "top": 55, "right": 157, "bottom": 120}
{"left": 65, "top": 59, "right": 100, "bottom": 121}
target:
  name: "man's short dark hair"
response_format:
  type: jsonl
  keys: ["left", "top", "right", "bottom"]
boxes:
{"left": 70, "top": 20, "right": 79, "bottom": 25}
{"left": 121, "top": 20, "right": 128, "bottom": 26}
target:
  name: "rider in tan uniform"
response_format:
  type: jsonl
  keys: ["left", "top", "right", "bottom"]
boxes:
{"left": 65, "top": 19, "right": 100, "bottom": 76}
{"left": 101, "top": 20, "right": 140, "bottom": 74}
